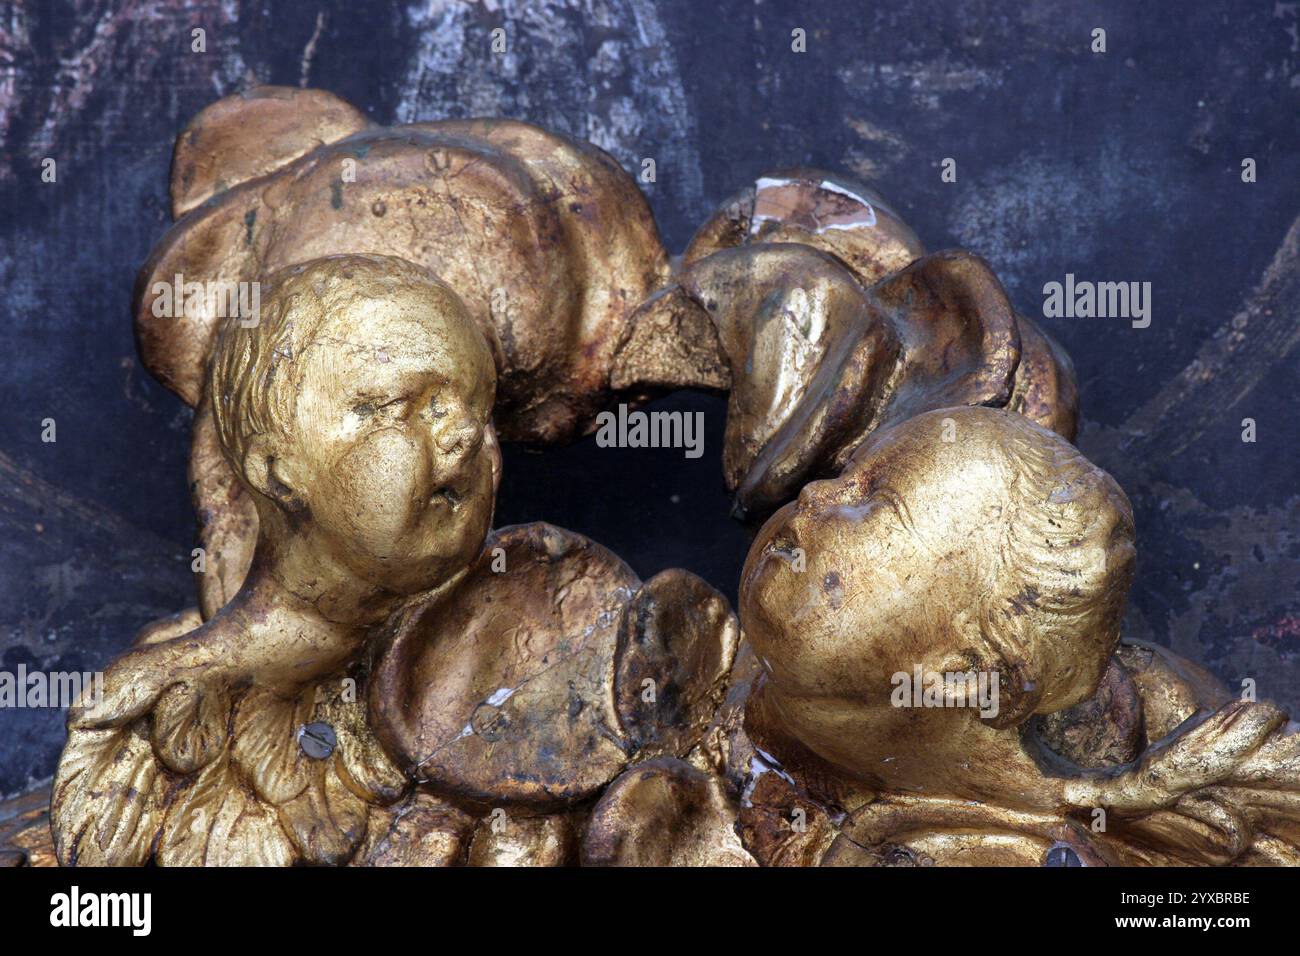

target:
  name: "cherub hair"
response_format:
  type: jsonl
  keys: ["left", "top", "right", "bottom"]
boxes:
{"left": 962, "top": 410, "right": 1136, "bottom": 726}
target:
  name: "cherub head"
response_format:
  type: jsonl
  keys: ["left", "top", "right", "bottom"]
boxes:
{"left": 209, "top": 254, "right": 500, "bottom": 615}
{"left": 740, "top": 406, "right": 1135, "bottom": 793}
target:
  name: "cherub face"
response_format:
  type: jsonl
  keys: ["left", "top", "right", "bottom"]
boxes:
{"left": 741, "top": 407, "right": 1134, "bottom": 783}
{"left": 282, "top": 283, "right": 498, "bottom": 595}
{"left": 742, "top": 448, "right": 976, "bottom": 709}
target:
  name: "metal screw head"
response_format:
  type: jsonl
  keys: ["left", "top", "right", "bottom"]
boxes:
{"left": 1044, "top": 843, "right": 1082, "bottom": 867}
{"left": 298, "top": 722, "right": 337, "bottom": 760}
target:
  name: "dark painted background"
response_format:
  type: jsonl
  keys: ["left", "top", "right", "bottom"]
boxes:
{"left": 1, "top": 0, "right": 1297, "bottom": 798}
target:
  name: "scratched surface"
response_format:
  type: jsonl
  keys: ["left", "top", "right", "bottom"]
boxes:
{"left": 1, "top": 0, "right": 1297, "bottom": 798}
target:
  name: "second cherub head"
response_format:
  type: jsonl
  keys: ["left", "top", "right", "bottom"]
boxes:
{"left": 209, "top": 254, "right": 500, "bottom": 620}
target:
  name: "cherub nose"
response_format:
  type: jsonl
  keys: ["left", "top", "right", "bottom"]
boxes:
{"left": 435, "top": 414, "right": 484, "bottom": 459}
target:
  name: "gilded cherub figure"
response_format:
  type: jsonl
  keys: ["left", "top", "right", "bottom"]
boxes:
{"left": 133, "top": 85, "right": 672, "bottom": 619}
{"left": 585, "top": 407, "right": 1300, "bottom": 866}
{"left": 54, "top": 254, "right": 497, "bottom": 864}
{"left": 53, "top": 255, "right": 736, "bottom": 866}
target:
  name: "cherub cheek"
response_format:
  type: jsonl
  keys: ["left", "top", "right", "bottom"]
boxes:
{"left": 331, "top": 429, "right": 431, "bottom": 534}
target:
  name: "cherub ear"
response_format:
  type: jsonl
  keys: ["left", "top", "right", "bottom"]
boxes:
{"left": 242, "top": 436, "right": 305, "bottom": 513}
{"left": 170, "top": 86, "right": 370, "bottom": 218}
